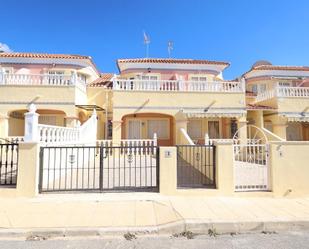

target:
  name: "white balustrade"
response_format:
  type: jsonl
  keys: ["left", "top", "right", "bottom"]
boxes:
{"left": 38, "top": 124, "right": 80, "bottom": 144}
{"left": 113, "top": 79, "right": 244, "bottom": 93}
{"left": 255, "top": 89, "right": 276, "bottom": 103}
{"left": 22, "top": 104, "right": 97, "bottom": 145}
{"left": 276, "top": 86, "right": 309, "bottom": 98}
{"left": 0, "top": 73, "right": 86, "bottom": 87}
{"left": 255, "top": 86, "right": 309, "bottom": 103}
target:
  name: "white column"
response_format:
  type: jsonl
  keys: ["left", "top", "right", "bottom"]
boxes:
{"left": 112, "top": 74, "right": 118, "bottom": 90}
{"left": 240, "top": 77, "right": 246, "bottom": 92}
{"left": 0, "top": 68, "right": 5, "bottom": 84}
{"left": 24, "top": 104, "right": 39, "bottom": 142}
{"left": 70, "top": 70, "right": 77, "bottom": 85}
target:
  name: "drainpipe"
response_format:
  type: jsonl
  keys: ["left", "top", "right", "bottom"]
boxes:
{"left": 105, "top": 90, "right": 108, "bottom": 139}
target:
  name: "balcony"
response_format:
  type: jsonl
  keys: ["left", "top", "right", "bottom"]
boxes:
{"left": 113, "top": 79, "right": 244, "bottom": 93}
{"left": 0, "top": 72, "right": 86, "bottom": 89}
{"left": 255, "top": 86, "right": 309, "bottom": 103}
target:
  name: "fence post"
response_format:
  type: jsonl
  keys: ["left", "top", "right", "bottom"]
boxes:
{"left": 99, "top": 143, "right": 103, "bottom": 191}
{"left": 159, "top": 147, "right": 177, "bottom": 195}
{"left": 38, "top": 147, "right": 44, "bottom": 193}
{"left": 24, "top": 103, "right": 39, "bottom": 143}
{"left": 16, "top": 142, "right": 40, "bottom": 197}
{"left": 215, "top": 141, "right": 234, "bottom": 194}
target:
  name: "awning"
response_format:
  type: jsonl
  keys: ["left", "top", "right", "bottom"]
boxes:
{"left": 280, "top": 113, "right": 309, "bottom": 122}
{"left": 182, "top": 108, "right": 246, "bottom": 118}
{"left": 75, "top": 105, "right": 105, "bottom": 111}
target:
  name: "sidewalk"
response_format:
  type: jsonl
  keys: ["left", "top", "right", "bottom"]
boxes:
{"left": 0, "top": 193, "right": 309, "bottom": 236}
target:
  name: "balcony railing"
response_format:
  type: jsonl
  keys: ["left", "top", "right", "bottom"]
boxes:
{"left": 113, "top": 79, "right": 244, "bottom": 93}
{"left": 0, "top": 72, "right": 86, "bottom": 87}
{"left": 277, "top": 86, "right": 309, "bottom": 98}
{"left": 255, "top": 86, "right": 309, "bottom": 103}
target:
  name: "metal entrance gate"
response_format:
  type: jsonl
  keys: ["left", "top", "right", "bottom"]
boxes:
{"left": 39, "top": 145, "right": 159, "bottom": 193}
{"left": 177, "top": 145, "right": 216, "bottom": 188}
{"left": 233, "top": 125, "right": 270, "bottom": 192}
{"left": 233, "top": 143, "right": 269, "bottom": 191}
{"left": 0, "top": 141, "right": 19, "bottom": 186}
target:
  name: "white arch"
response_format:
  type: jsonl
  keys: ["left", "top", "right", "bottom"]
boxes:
{"left": 233, "top": 125, "right": 268, "bottom": 144}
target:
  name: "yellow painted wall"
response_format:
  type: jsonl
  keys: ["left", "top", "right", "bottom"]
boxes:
{"left": 277, "top": 98, "right": 309, "bottom": 113}
{"left": 270, "top": 142, "right": 309, "bottom": 197}
{"left": 113, "top": 91, "right": 244, "bottom": 113}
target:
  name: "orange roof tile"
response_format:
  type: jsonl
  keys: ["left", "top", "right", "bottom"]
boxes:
{"left": 0, "top": 52, "right": 100, "bottom": 75}
{"left": 117, "top": 58, "right": 230, "bottom": 66}
{"left": 88, "top": 73, "right": 114, "bottom": 87}
{"left": 0, "top": 52, "right": 91, "bottom": 60}
{"left": 253, "top": 65, "right": 309, "bottom": 71}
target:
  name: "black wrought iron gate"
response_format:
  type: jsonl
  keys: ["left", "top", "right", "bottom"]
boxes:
{"left": 39, "top": 145, "right": 159, "bottom": 193}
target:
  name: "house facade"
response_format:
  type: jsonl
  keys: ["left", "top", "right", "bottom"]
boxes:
{"left": 0, "top": 53, "right": 100, "bottom": 140}
{"left": 0, "top": 53, "right": 309, "bottom": 144}
{"left": 244, "top": 60, "right": 309, "bottom": 141}
{"left": 88, "top": 58, "right": 246, "bottom": 146}
{"left": 1, "top": 52, "right": 309, "bottom": 197}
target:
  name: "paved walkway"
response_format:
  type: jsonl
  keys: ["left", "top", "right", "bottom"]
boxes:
{"left": 0, "top": 194, "right": 309, "bottom": 235}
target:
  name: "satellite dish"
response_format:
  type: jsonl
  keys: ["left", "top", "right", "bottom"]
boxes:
{"left": 252, "top": 60, "right": 272, "bottom": 69}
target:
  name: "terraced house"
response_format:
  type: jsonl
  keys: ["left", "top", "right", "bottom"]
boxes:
{"left": 0, "top": 52, "right": 309, "bottom": 197}
{"left": 244, "top": 61, "right": 309, "bottom": 141}
{"left": 88, "top": 58, "right": 246, "bottom": 146}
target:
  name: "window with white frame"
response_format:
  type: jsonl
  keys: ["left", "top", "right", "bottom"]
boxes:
{"left": 48, "top": 71, "right": 64, "bottom": 75}
{"left": 278, "top": 82, "right": 292, "bottom": 87}
{"left": 147, "top": 119, "right": 169, "bottom": 139}
{"left": 190, "top": 76, "right": 208, "bottom": 82}
{"left": 47, "top": 71, "right": 65, "bottom": 84}
{"left": 187, "top": 120, "right": 203, "bottom": 139}
{"left": 141, "top": 75, "right": 158, "bottom": 81}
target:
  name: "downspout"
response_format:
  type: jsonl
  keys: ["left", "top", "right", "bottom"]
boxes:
{"left": 105, "top": 90, "right": 108, "bottom": 139}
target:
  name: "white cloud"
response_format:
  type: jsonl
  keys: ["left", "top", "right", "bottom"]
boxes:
{"left": 0, "top": 43, "right": 13, "bottom": 53}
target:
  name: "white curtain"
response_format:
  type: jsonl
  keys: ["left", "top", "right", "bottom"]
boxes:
{"left": 147, "top": 120, "right": 168, "bottom": 139}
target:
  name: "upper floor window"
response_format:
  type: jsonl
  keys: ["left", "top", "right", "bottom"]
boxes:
{"left": 191, "top": 76, "right": 208, "bottom": 82}
{"left": 47, "top": 71, "right": 66, "bottom": 85}
{"left": 278, "top": 82, "right": 292, "bottom": 87}
{"left": 141, "top": 75, "right": 158, "bottom": 81}
{"left": 48, "top": 71, "right": 64, "bottom": 75}
{"left": 252, "top": 84, "right": 267, "bottom": 94}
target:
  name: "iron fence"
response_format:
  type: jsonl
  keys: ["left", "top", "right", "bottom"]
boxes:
{"left": 39, "top": 144, "right": 159, "bottom": 193}
{"left": 0, "top": 143, "right": 19, "bottom": 186}
{"left": 177, "top": 145, "right": 216, "bottom": 188}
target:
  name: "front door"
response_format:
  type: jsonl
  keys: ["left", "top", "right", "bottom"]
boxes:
{"left": 128, "top": 120, "right": 141, "bottom": 139}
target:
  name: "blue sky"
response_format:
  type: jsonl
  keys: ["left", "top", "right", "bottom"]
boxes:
{"left": 1, "top": 0, "right": 309, "bottom": 79}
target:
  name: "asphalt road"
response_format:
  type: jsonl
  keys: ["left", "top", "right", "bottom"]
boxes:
{"left": 1, "top": 231, "right": 309, "bottom": 249}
